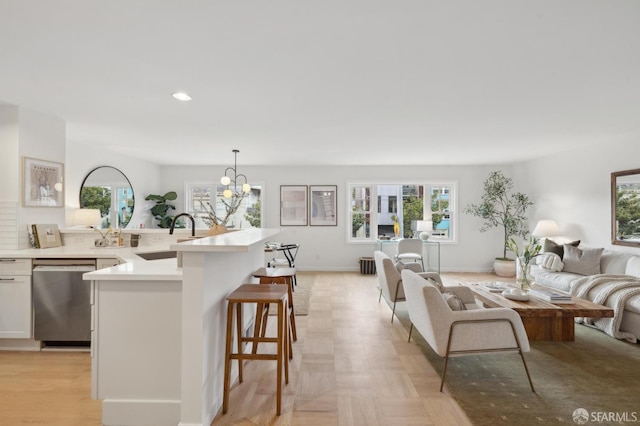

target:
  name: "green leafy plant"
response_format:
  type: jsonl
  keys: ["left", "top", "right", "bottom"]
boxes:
{"left": 80, "top": 186, "right": 111, "bottom": 218}
{"left": 616, "top": 188, "right": 640, "bottom": 239}
{"left": 402, "top": 195, "right": 423, "bottom": 238}
{"left": 145, "top": 191, "right": 181, "bottom": 228}
{"left": 352, "top": 207, "right": 366, "bottom": 237}
{"left": 244, "top": 200, "right": 262, "bottom": 228}
{"left": 464, "top": 170, "right": 533, "bottom": 259}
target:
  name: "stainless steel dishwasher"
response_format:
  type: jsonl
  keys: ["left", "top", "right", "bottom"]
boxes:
{"left": 32, "top": 259, "right": 96, "bottom": 346}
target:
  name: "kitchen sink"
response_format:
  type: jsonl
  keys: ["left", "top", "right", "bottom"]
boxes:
{"left": 136, "top": 250, "right": 178, "bottom": 261}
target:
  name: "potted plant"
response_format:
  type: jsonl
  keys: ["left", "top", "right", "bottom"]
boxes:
{"left": 145, "top": 191, "right": 182, "bottom": 229}
{"left": 464, "top": 171, "right": 533, "bottom": 277}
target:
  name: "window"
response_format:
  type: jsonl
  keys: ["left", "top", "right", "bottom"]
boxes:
{"left": 350, "top": 185, "right": 372, "bottom": 239}
{"left": 185, "top": 181, "right": 263, "bottom": 229}
{"left": 388, "top": 196, "right": 397, "bottom": 213}
{"left": 347, "top": 181, "right": 457, "bottom": 243}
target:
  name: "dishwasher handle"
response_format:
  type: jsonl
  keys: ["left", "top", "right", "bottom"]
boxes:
{"left": 33, "top": 259, "right": 97, "bottom": 267}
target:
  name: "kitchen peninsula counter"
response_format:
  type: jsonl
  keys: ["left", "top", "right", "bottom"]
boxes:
{"left": 0, "top": 244, "right": 182, "bottom": 280}
{"left": 85, "top": 228, "right": 281, "bottom": 426}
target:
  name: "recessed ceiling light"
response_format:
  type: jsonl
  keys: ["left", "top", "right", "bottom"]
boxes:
{"left": 172, "top": 92, "right": 192, "bottom": 101}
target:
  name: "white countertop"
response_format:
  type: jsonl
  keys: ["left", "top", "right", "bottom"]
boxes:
{"left": 169, "top": 228, "right": 280, "bottom": 252}
{"left": 0, "top": 228, "right": 281, "bottom": 281}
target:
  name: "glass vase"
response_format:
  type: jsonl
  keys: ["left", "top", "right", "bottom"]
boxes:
{"left": 516, "top": 256, "right": 533, "bottom": 292}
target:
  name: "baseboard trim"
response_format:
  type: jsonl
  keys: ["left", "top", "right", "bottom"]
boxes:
{"left": 102, "top": 399, "right": 180, "bottom": 426}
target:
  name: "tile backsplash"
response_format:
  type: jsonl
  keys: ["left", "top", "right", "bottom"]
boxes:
{"left": 0, "top": 202, "right": 22, "bottom": 250}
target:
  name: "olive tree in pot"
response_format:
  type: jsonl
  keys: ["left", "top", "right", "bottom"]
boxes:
{"left": 464, "top": 171, "right": 533, "bottom": 277}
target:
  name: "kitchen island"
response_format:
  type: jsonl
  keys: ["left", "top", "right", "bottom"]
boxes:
{"left": 84, "top": 228, "right": 281, "bottom": 426}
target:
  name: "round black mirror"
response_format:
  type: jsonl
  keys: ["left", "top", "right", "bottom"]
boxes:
{"left": 79, "top": 166, "right": 134, "bottom": 229}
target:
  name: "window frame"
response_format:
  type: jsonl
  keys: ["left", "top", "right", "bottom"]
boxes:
{"left": 346, "top": 180, "right": 457, "bottom": 244}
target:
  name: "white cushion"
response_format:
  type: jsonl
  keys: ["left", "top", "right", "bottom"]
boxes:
{"left": 530, "top": 265, "right": 581, "bottom": 292}
{"left": 625, "top": 256, "right": 640, "bottom": 278}
{"left": 538, "top": 253, "right": 564, "bottom": 272}
{"left": 562, "top": 245, "right": 603, "bottom": 275}
{"left": 601, "top": 250, "right": 636, "bottom": 274}
{"left": 397, "top": 253, "right": 422, "bottom": 260}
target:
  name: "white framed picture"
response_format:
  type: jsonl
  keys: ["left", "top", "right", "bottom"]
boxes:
{"left": 280, "top": 185, "right": 308, "bottom": 226}
{"left": 22, "top": 157, "right": 65, "bottom": 207}
{"left": 310, "top": 185, "right": 337, "bottom": 226}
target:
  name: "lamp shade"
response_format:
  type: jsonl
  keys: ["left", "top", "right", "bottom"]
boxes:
{"left": 416, "top": 220, "right": 433, "bottom": 232}
{"left": 71, "top": 208, "right": 101, "bottom": 227}
{"left": 532, "top": 220, "right": 560, "bottom": 237}
{"left": 416, "top": 220, "right": 433, "bottom": 240}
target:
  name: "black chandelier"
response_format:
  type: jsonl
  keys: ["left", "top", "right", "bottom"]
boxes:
{"left": 220, "top": 149, "right": 251, "bottom": 199}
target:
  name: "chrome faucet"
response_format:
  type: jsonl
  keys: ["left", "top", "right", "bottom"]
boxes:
{"left": 170, "top": 213, "right": 196, "bottom": 237}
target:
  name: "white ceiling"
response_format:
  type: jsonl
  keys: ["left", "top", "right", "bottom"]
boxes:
{"left": 1, "top": 1, "right": 639, "bottom": 166}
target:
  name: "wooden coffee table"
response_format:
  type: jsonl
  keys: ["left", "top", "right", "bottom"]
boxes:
{"left": 461, "top": 283, "right": 614, "bottom": 341}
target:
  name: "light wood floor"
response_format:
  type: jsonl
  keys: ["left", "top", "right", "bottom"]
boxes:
{"left": 0, "top": 271, "right": 503, "bottom": 426}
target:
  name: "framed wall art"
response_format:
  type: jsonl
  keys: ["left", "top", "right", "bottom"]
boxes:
{"left": 22, "top": 157, "right": 65, "bottom": 208}
{"left": 280, "top": 185, "right": 308, "bottom": 226}
{"left": 310, "top": 185, "right": 337, "bottom": 226}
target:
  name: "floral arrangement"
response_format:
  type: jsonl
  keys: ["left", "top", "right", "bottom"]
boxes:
{"left": 507, "top": 236, "right": 541, "bottom": 289}
{"left": 199, "top": 192, "right": 247, "bottom": 227}
{"left": 92, "top": 225, "right": 113, "bottom": 240}
{"left": 507, "top": 236, "right": 541, "bottom": 264}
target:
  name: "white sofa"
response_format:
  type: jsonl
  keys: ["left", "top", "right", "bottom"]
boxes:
{"left": 531, "top": 248, "right": 640, "bottom": 342}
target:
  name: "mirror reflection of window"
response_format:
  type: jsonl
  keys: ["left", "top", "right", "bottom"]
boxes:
{"left": 79, "top": 166, "right": 135, "bottom": 229}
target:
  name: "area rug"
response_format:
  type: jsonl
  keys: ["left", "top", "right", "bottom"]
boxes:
{"left": 394, "top": 307, "right": 640, "bottom": 425}
{"left": 266, "top": 271, "right": 313, "bottom": 316}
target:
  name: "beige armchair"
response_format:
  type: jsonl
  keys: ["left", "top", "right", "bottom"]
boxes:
{"left": 400, "top": 269, "right": 535, "bottom": 393}
{"left": 374, "top": 250, "right": 438, "bottom": 323}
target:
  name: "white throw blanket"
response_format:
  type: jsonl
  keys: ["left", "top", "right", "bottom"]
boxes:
{"left": 570, "top": 274, "right": 640, "bottom": 343}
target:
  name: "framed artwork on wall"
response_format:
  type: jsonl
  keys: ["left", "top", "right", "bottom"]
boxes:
{"left": 22, "top": 157, "right": 65, "bottom": 207}
{"left": 280, "top": 185, "right": 308, "bottom": 226}
{"left": 310, "top": 185, "right": 337, "bottom": 226}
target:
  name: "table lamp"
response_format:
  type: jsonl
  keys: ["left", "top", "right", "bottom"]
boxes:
{"left": 532, "top": 220, "right": 560, "bottom": 238}
{"left": 71, "top": 208, "right": 102, "bottom": 228}
{"left": 416, "top": 220, "right": 433, "bottom": 240}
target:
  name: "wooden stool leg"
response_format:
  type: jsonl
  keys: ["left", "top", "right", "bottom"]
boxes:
{"left": 286, "top": 277, "right": 297, "bottom": 341}
{"left": 283, "top": 299, "right": 289, "bottom": 383}
{"left": 260, "top": 304, "right": 270, "bottom": 337}
{"left": 235, "top": 301, "right": 243, "bottom": 383}
{"left": 252, "top": 302, "right": 264, "bottom": 354}
{"left": 276, "top": 300, "right": 284, "bottom": 415}
{"left": 222, "top": 301, "right": 235, "bottom": 414}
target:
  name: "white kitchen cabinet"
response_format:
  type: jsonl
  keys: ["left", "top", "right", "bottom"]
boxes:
{"left": 0, "top": 258, "right": 32, "bottom": 339}
{"left": 91, "top": 278, "right": 182, "bottom": 425}
{"left": 96, "top": 258, "right": 120, "bottom": 270}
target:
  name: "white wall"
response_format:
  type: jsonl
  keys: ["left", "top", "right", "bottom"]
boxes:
{"left": 0, "top": 106, "right": 66, "bottom": 249}
{"left": 0, "top": 106, "right": 19, "bottom": 202}
{"left": 66, "top": 141, "right": 162, "bottom": 229}
{"left": 522, "top": 137, "right": 640, "bottom": 255}
{"left": 0, "top": 106, "right": 162, "bottom": 249}
{"left": 160, "top": 164, "right": 518, "bottom": 272}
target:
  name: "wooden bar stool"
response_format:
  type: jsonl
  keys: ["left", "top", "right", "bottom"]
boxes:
{"left": 222, "top": 283, "right": 289, "bottom": 416}
{"left": 252, "top": 267, "right": 297, "bottom": 357}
